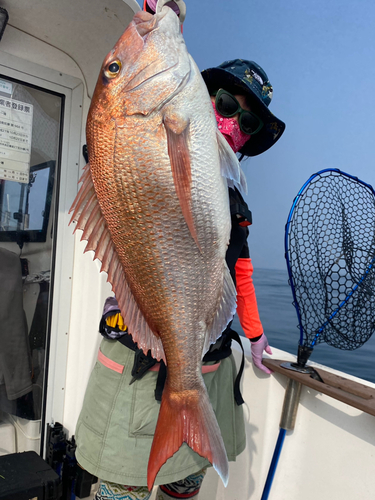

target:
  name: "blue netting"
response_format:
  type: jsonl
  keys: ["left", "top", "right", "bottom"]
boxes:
{"left": 285, "top": 169, "right": 375, "bottom": 350}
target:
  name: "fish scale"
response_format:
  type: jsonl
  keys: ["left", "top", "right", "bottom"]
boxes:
{"left": 70, "top": 6, "right": 244, "bottom": 490}
{"left": 111, "top": 127, "right": 215, "bottom": 322}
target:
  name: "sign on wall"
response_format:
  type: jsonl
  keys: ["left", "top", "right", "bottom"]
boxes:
{"left": 0, "top": 97, "right": 33, "bottom": 184}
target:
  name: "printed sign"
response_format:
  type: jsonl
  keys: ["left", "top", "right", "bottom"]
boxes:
{"left": 0, "top": 97, "right": 33, "bottom": 183}
{"left": 0, "top": 79, "right": 13, "bottom": 95}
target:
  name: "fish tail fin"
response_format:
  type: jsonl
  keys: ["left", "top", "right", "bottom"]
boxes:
{"left": 147, "top": 381, "right": 229, "bottom": 491}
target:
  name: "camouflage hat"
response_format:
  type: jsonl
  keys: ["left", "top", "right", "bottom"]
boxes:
{"left": 202, "top": 59, "right": 285, "bottom": 157}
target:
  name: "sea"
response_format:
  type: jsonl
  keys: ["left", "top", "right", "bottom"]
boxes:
{"left": 231, "top": 267, "right": 375, "bottom": 385}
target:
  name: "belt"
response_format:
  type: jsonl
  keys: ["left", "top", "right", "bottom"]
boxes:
{"left": 100, "top": 323, "right": 245, "bottom": 405}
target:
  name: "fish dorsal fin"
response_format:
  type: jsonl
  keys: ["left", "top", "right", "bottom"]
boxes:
{"left": 216, "top": 129, "right": 248, "bottom": 196}
{"left": 164, "top": 119, "right": 201, "bottom": 251}
{"left": 69, "top": 164, "right": 166, "bottom": 362}
{"left": 203, "top": 263, "right": 237, "bottom": 356}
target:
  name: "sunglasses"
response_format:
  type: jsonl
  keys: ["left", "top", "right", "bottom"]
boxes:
{"left": 213, "top": 89, "right": 263, "bottom": 135}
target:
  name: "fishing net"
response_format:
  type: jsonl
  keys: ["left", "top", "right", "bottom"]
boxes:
{"left": 285, "top": 169, "right": 375, "bottom": 351}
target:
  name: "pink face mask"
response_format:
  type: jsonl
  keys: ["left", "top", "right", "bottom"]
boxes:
{"left": 212, "top": 102, "right": 250, "bottom": 153}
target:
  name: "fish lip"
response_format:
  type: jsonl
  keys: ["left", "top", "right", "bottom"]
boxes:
{"left": 154, "top": 6, "right": 170, "bottom": 22}
{"left": 154, "top": 6, "right": 179, "bottom": 33}
{"left": 133, "top": 7, "right": 180, "bottom": 44}
{"left": 133, "top": 8, "right": 168, "bottom": 39}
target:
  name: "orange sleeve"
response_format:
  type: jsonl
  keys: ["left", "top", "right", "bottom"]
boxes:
{"left": 235, "top": 257, "right": 264, "bottom": 339}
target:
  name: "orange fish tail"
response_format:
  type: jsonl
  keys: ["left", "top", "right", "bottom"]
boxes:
{"left": 147, "top": 382, "right": 229, "bottom": 491}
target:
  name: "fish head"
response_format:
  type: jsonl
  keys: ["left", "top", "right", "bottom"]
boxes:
{"left": 89, "top": 7, "right": 191, "bottom": 124}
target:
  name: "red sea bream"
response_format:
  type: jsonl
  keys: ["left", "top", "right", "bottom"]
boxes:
{"left": 70, "top": 6, "right": 244, "bottom": 490}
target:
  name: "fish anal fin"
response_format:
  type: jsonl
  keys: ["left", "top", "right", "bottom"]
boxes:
{"left": 164, "top": 117, "right": 201, "bottom": 252}
{"left": 147, "top": 381, "right": 229, "bottom": 491}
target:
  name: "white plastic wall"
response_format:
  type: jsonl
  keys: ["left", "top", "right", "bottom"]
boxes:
{"left": 201, "top": 345, "right": 375, "bottom": 500}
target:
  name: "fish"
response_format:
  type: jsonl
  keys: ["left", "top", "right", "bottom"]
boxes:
{"left": 70, "top": 6, "right": 244, "bottom": 490}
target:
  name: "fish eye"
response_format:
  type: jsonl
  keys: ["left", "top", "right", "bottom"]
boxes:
{"left": 105, "top": 60, "right": 121, "bottom": 79}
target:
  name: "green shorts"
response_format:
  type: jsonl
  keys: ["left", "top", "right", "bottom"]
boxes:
{"left": 75, "top": 338, "right": 246, "bottom": 486}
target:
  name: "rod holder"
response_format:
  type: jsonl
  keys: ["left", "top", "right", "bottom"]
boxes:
{"left": 280, "top": 378, "right": 302, "bottom": 431}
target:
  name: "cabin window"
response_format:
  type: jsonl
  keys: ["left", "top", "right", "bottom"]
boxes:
{"left": 0, "top": 75, "right": 64, "bottom": 456}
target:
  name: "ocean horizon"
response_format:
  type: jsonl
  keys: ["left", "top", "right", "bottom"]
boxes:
{"left": 232, "top": 267, "right": 375, "bottom": 385}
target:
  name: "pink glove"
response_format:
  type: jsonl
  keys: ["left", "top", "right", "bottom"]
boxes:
{"left": 147, "top": 0, "right": 180, "bottom": 15}
{"left": 250, "top": 334, "right": 273, "bottom": 374}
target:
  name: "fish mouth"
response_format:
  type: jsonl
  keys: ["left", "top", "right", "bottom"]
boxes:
{"left": 122, "top": 8, "right": 183, "bottom": 94}
{"left": 133, "top": 9, "right": 169, "bottom": 38}
{"left": 133, "top": 11, "right": 158, "bottom": 37}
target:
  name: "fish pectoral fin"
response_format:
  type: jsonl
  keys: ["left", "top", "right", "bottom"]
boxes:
{"left": 147, "top": 382, "right": 229, "bottom": 491}
{"left": 216, "top": 129, "right": 248, "bottom": 196}
{"left": 69, "top": 163, "right": 166, "bottom": 363}
{"left": 164, "top": 118, "right": 201, "bottom": 252}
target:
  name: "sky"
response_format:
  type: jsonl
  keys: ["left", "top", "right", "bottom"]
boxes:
{"left": 136, "top": 0, "right": 375, "bottom": 270}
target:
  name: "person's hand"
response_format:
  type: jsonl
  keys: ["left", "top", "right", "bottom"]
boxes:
{"left": 250, "top": 334, "right": 273, "bottom": 374}
{"left": 146, "top": 0, "right": 180, "bottom": 15}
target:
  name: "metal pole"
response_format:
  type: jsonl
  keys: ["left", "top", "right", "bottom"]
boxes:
{"left": 260, "top": 379, "right": 302, "bottom": 500}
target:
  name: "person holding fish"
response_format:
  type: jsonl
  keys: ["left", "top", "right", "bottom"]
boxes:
{"left": 72, "top": 2, "right": 285, "bottom": 500}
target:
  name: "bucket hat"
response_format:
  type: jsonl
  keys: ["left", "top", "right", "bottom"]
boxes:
{"left": 201, "top": 59, "right": 285, "bottom": 157}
